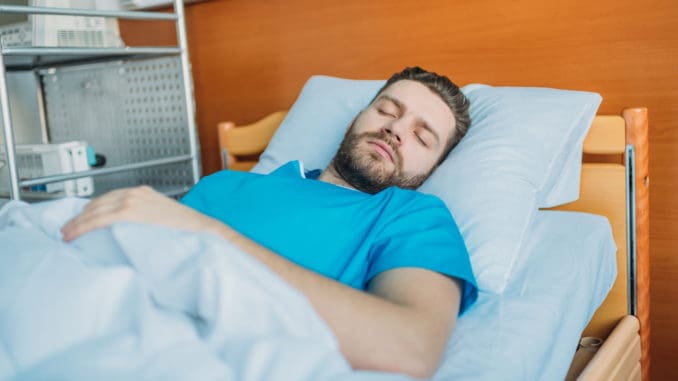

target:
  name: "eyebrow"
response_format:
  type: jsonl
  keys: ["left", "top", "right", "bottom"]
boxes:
{"left": 376, "top": 94, "right": 441, "bottom": 145}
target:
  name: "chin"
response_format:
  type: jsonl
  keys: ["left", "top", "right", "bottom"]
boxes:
{"left": 358, "top": 153, "right": 392, "bottom": 175}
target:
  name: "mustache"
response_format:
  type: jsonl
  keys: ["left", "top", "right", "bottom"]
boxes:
{"left": 359, "top": 131, "right": 400, "bottom": 160}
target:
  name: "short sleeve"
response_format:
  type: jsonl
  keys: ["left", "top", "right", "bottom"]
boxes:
{"left": 368, "top": 194, "right": 478, "bottom": 314}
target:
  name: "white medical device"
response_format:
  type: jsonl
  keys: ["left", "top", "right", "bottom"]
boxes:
{"left": 0, "top": 0, "right": 123, "bottom": 48}
{"left": 0, "top": 141, "right": 94, "bottom": 197}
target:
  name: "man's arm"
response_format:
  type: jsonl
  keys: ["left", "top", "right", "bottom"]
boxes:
{"left": 219, "top": 223, "right": 462, "bottom": 377}
{"left": 61, "top": 186, "right": 462, "bottom": 378}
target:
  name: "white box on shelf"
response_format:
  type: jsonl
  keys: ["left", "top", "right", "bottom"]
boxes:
{"left": 0, "top": 0, "right": 124, "bottom": 48}
{"left": 0, "top": 141, "right": 94, "bottom": 197}
{"left": 0, "top": 23, "right": 33, "bottom": 47}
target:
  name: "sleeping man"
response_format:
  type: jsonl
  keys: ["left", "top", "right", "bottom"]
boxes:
{"left": 61, "top": 67, "right": 478, "bottom": 379}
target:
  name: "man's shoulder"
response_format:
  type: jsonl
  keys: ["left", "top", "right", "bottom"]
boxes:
{"left": 374, "top": 187, "right": 455, "bottom": 226}
{"left": 199, "top": 168, "right": 263, "bottom": 184}
{"left": 201, "top": 160, "right": 304, "bottom": 183}
{"left": 384, "top": 186, "right": 449, "bottom": 210}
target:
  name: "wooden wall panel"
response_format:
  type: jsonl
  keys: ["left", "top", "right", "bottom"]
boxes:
{"left": 122, "top": 0, "right": 678, "bottom": 378}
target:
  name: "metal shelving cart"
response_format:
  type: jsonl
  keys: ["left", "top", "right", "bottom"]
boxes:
{"left": 0, "top": 0, "right": 200, "bottom": 202}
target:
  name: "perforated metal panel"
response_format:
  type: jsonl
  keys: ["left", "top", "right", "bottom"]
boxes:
{"left": 40, "top": 56, "right": 196, "bottom": 196}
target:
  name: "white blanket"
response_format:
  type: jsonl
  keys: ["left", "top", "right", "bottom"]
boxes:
{"left": 0, "top": 199, "right": 411, "bottom": 381}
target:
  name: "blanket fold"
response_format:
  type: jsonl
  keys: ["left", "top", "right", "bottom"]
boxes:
{"left": 1, "top": 198, "right": 398, "bottom": 381}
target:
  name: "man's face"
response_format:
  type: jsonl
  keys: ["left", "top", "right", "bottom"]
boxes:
{"left": 332, "top": 80, "right": 456, "bottom": 194}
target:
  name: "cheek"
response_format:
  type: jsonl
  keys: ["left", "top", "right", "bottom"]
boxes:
{"left": 401, "top": 145, "right": 438, "bottom": 173}
{"left": 353, "top": 114, "right": 383, "bottom": 133}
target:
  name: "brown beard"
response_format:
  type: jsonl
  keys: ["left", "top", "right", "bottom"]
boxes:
{"left": 330, "top": 128, "right": 430, "bottom": 194}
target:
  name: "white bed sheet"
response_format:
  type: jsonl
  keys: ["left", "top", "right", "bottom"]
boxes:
{"left": 0, "top": 200, "right": 616, "bottom": 381}
{"left": 0, "top": 198, "right": 392, "bottom": 381}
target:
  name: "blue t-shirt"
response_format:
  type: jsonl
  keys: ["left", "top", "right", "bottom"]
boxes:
{"left": 181, "top": 161, "right": 477, "bottom": 313}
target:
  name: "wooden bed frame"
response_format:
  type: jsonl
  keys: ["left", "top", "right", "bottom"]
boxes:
{"left": 217, "top": 107, "right": 650, "bottom": 380}
{"left": 554, "top": 108, "right": 650, "bottom": 380}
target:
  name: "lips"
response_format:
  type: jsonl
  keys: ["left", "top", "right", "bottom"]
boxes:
{"left": 368, "top": 139, "right": 395, "bottom": 163}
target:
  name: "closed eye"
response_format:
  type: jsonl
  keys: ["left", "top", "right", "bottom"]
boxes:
{"left": 377, "top": 108, "right": 397, "bottom": 118}
{"left": 415, "top": 132, "right": 429, "bottom": 147}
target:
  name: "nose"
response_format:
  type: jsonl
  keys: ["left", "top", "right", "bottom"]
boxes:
{"left": 381, "top": 124, "right": 402, "bottom": 145}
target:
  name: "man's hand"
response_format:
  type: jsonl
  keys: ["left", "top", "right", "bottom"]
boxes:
{"left": 61, "top": 186, "right": 221, "bottom": 241}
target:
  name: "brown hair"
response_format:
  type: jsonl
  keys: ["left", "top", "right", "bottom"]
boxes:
{"left": 373, "top": 66, "right": 471, "bottom": 165}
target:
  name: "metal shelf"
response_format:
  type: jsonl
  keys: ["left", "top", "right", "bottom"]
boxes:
{"left": 2, "top": 46, "right": 182, "bottom": 56}
{"left": 0, "top": 184, "right": 191, "bottom": 202}
{"left": 1, "top": 46, "right": 182, "bottom": 71}
{"left": 19, "top": 155, "right": 193, "bottom": 187}
{"left": 0, "top": 0, "right": 201, "bottom": 201}
{"left": 0, "top": 5, "right": 178, "bottom": 20}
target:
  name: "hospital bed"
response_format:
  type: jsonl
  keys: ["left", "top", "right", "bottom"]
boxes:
{"left": 0, "top": 77, "right": 649, "bottom": 381}
{"left": 217, "top": 77, "right": 650, "bottom": 380}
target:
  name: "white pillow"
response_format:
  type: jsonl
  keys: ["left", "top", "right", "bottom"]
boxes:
{"left": 253, "top": 75, "right": 601, "bottom": 293}
{"left": 255, "top": 77, "right": 385, "bottom": 173}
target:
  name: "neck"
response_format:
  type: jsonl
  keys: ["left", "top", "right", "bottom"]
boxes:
{"left": 318, "top": 161, "right": 356, "bottom": 190}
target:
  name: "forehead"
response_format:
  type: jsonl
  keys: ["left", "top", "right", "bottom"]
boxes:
{"left": 376, "top": 80, "right": 456, "bottom": 139}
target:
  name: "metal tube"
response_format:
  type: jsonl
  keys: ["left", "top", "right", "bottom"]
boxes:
{"left": 33, "top": 70, "right": 49, "bottom": 144}
{"left": 0, "top": 5, "right": 177, "bottom": 20}
{"left": 0, "top": 53, "right": 20, "bottom": 200}
{"left": 173, "top": 0, "right": 201, "bottom": 184}
{"left": 2, "top": 47, "right": 182, "bottom": 57}
{"left": 625, "top": 144, "right": 637, "bottom": 316}
{"left": 20, "top": 155, "right": 193, "bottom": 187}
